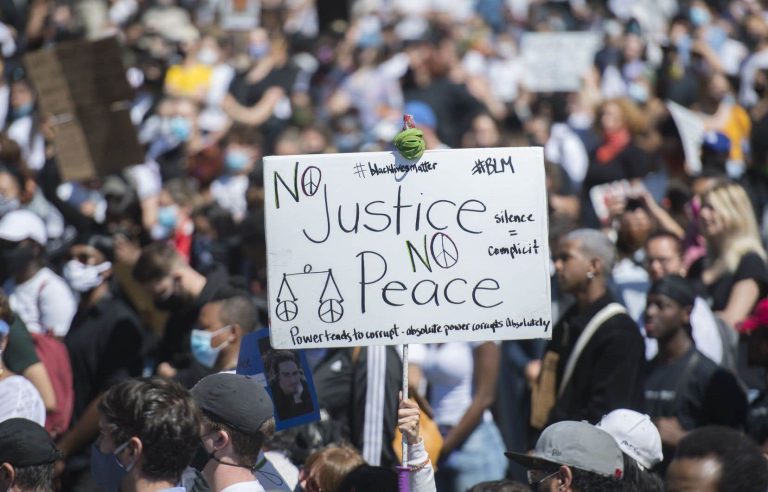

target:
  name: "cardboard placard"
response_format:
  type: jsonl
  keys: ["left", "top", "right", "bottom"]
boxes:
{"left": 264, "top": 147, "right": 552, "bottom": 349}
{"left": 24, "top": 37, "right": 142, "bottom": 181}
{"left": 520, "top": 32, "right": 601, "bottom": 92}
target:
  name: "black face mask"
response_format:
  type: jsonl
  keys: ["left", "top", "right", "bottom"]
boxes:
{"left": 190, "top": 442, "right": 214, "bottom": 472}
{"left": 0, "top": 242, "right": 37, "bottom": 280}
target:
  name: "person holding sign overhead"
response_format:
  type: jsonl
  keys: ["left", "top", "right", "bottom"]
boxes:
{"left": 534, "top": 229, "right": 644, "bottom": 427}
{"left": 409, "top": 340, "right": 505, "bottom": 492}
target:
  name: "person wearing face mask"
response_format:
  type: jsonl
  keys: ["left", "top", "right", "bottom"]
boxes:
{"left": 91, "top": 377, "right": 201, "bottom": 492}
{"left": 0, "top": 209, "right": 76, "bottom": 337}
{"left": 153, "top": 179, "right": 196, "bottom": 261}
{"left": 56, "top": 234, "right": 145, "bottom": 492}
{"left": 210, "top": 126, "right": 261, "bottom": 223}
{"left": 189, "top": 373, "right": 282, "bottom": 492}
{"left": 189, "top": 288, "right": 261, "bottom": 374}
{"left": 6, "top": 78, "right": 46, "bottom": 171}
{"left": 133, "top": 242, "right": 231, "bottom": 388}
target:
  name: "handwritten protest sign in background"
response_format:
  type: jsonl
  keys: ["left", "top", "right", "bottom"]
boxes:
{"left": 520, "top": 32, "right": 601, "bottom": 92}
{"left": 264, "top": 147, "right": 552, "bottom": 349}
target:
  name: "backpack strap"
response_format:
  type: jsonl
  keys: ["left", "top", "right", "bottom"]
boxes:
{"left": 559, "top": 303, "right": 627, "bottom": 396}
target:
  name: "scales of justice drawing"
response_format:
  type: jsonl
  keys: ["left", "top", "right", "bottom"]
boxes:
{"left": 274, "top": 264, "right": 344, "bottom": 324}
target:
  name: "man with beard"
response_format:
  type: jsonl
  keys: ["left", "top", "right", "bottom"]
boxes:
{"left": 133, "top": 242, "right": 230, "bottom": 387}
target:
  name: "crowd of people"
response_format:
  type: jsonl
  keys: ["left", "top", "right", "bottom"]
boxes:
{"left": 4, "top": 0, "right": 768, "bottom": 491}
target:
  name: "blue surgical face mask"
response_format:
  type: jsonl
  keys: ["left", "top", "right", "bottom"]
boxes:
{"left": 169, "top": 116, "right": 191, "bottom": 142}
{"left": 13, "top": 102, "right": 34, "bottom": 118}
{"left": 157, "top": 205, "right": 178, "bottom": 230}
{"left": 248, "top": 42, "right": 270, "bottom": 60}
{"left": 627, "top": 82, "right": 649, "bottom": 104}
{"left": 190, "top": 325, "right": 231, "bottom": 368}
{"left": 90, "top": 441, "right": 134, "bottom": 492}
{"left": 225, "top": 150, "right": 250, "bottom": 173}
{"left": 0, "top": 195, "right": 20, "bottom": 217}
{"left": 690, "top": 6, "right": 711, "bottom": 27}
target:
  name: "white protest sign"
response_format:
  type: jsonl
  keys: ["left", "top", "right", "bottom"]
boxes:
{"left": 264, "top": 148, "right": 552, "bottom": 349}
{"left": 520, "top": 32, "right": 601, "bottom": 92}
{"left": 220, "top": 0, "right": 260, "bottom": 31}
{"left": 667, "top": 100, "right": 704, "bottom": 174}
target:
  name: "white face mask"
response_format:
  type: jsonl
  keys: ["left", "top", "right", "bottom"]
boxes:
{"left": 63, "top": 260, "right": 112, "bottom": 293}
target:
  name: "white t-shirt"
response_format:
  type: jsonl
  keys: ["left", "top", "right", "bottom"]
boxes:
{"left": 8, "top": 267, "right": 77, "bottom": 336}
{"left": 0, "top": 375, "right": 46, "bottom": 425}
{"left": 221, "top": 482, "right": 265, "bottom": 492}
{"left": 211, "top": 174, "right": 249, "bottom": 223}
{"left": 260, "top": 451, "right": 298, "bottom": 491}
{"left": 410, "top": 342, "right": 486, "bottom": 427}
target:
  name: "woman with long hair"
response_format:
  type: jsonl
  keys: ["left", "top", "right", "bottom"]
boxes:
{"left": 581, "top": 98, "right": 652, "bottom": 227}
{"left": 691, "top": 180, "right": 768, "bottom": 327}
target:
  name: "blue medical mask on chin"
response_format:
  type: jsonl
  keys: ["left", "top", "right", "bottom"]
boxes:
{"left": 157, "top": 205, "right": 178, "bottom": 230}
{"left": 170, "top": 116, "right": 192, "bottom": 142}
{"left": 190, "top": 326, "right": 232, "bottom": 368}
{"left": 13, "top": 102, "right": 34, "bottom": 118}
{"left": 690, "top": 6, "right": 710, "bottom": 27}
{"left": 225, "top": 150, "right": 250, "bottom": 173}
{"left": 91, "top": 441, "right": 135, "bottom": 492}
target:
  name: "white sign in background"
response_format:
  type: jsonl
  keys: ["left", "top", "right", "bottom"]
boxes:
{"left": 263, "top": 148, "right": 552, "bottom": 349}
{"left": 667, "top": 100, "right": 704, "bottom": 175}
{"left": 520, "top": 32, "right": 601, "bottom": 92}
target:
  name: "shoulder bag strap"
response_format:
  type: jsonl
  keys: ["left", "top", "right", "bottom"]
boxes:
{"left": 558, "top": 303, "right": 627, "bottom": 396}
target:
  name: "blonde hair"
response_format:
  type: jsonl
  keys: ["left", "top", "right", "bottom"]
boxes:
{"left": 703, "top": 181, "right": 767, "bottom": 272}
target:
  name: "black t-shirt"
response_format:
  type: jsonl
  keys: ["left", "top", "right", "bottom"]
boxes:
{"left": 65, "top": 294, "right": 145, "bottom": 421}
{"left": 748, "top": 390, "right": 768, "bottom": 448}
{"left": 646, "top": 347, "right": 747, "bottom": 473}
{"left": 689, "top": 252, "right": 768, "bottom": 311}
{"left": 645, "top": 347, "right": 746, "bottom": 430}
{"left": 403, "top": 78, "right": 484, "bottom": 148}
{"left": 227, "top": 64, "right": 299, "bottom": 107}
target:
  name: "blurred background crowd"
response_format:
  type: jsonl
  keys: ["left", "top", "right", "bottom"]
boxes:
{"left": 4, "top": 0, "right": 768, "bottom": 491}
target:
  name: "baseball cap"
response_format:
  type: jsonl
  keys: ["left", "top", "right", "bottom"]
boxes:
{"left": 505, "top": 421, "right": 624, "bottom": 479}
{"left": 403, "top": 101, "right": 437, "bottom": 130}
{"left": 191, "top": 373, "right": 273, "bottom": 436}
{"left": 0, "top": 418, "right": 61, "bottom": 466}
{"left": 597, "top": 409, "right": 663, "bottom": 470}
{"left": 701, "top": 131, "right": 731, "bottom": 154}
{"left": 0, "top": 210, "right": 47, "bottom": 245}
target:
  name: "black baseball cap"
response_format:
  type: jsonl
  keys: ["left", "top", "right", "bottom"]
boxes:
{"left": 191, "top": 373, "right": 273, "bottom": 436}
{"left": 0, "top": 418, "right": 61, "bottom": 466}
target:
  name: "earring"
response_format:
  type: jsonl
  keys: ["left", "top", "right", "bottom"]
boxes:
{"left": 586, "top": 271, "right": 595, "bottom": 279}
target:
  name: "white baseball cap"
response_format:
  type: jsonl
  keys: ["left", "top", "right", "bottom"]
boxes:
{"left": 0, "top": 210, "right": 47, "bottom": 245}
{"left": 597, "top": 409, "right": 663, "bottom": 470}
